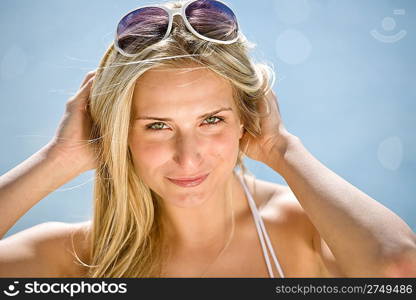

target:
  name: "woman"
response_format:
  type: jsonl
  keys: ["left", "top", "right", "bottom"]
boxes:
{"left": 0, "top": 0, "right": 415, "bottom": 278}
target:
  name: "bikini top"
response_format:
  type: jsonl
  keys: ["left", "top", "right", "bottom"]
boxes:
{"left": 237, "top": 174, "right": 285, "bottom": 278}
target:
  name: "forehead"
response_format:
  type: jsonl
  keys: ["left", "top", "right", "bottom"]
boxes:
{"left": 132, "top": 66, "right": 236, "bottom": 114}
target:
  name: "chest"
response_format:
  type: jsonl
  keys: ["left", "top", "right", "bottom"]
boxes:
{"left": 160, "top": 213, "right": 322, "bottom": 278}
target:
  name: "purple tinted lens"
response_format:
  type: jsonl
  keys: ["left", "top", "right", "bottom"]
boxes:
{"left": 185, "top": 0, "right": 238, "bottom": 41}
{"left": 116, "top": 7, "right": 169, "bottom": 55}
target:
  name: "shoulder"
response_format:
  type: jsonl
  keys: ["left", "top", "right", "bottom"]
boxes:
{"left": 248, "top": 177, "right": 344, "bottom": 277}
{"left": 240, "top": 173, "right": 315, "bottom": 242}
{"left": 258, "top": 179, "right": 315, "bottom": 237}
{"left": 41, "top": 220, "right": 92, "bottom": 277}
{"left": 241, "top": 173, "right": 310, "bottom": 226}
{"left": 59, "top": 220, "right": 92, "bottom": 277}
{"left": 241, "top": 173, "right": 287, "bottom": 208}
{"left": 0, "top": 221, "right": 92, "bottom": 277}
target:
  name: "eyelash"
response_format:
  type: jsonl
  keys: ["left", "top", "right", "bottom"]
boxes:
{"left": 145, "top": 116, "right": 225, "bottom": 131}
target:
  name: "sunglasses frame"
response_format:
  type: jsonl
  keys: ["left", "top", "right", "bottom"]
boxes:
{"left": 114, "top": 0, "right": 240, "bottom": 57}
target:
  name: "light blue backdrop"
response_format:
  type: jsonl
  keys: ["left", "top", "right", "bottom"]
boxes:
{"left": 1, "top": 0, "right": 415, "bottom": 238}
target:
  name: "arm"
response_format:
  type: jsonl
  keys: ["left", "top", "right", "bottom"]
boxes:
{"left": 0, "top": 144, "right": 84, "bottom": 239}
{"left": 268, "top": 133, "right": 416, "bottom": 277}
{"left": 0, "top": 221, "right": 89, "bottom": 277}
{"left": 240, "top": 90, "right": 416, "bottom": 277}
{"left": 0, "top": 70, "right": 96, "bottom": 239}
{"left": 0, "top": 71, "right": 96, "bottom": 276}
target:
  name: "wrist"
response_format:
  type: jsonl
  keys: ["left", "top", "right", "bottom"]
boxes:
{"left": 42, "top": 141, "right": 89, "bottom": 176}
{"left": 265, "top": 131, "right": 301, "bottom": 173}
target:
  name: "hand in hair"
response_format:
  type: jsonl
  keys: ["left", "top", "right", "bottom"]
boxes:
{"left": 48, "top": 70, "right": 98, "bottom": 173}
{"left": 240, "top": 89, "right": 293, "bottom": 167}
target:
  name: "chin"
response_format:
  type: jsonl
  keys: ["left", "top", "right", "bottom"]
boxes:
{"left": 165, "top": 192, "right": 209, "bottom": 208}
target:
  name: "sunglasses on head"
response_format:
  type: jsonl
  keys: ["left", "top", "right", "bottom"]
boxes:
{"left": 114, "top": 0, "right": 240, "bottom": 57}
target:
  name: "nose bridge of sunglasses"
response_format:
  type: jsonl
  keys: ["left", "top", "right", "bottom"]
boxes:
{"left": 171, "top": 8, "right": 182, "bottom": 17}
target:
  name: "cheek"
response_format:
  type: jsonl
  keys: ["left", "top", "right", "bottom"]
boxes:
{"left": 128, "top": 135, "right": 171, "bottom": 174}
{"left": 208, "top": 130, "right": 240, "bottom": 161}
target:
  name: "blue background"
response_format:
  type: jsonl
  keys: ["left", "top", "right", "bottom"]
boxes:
{"left": 1, "top": 0, "right": 415, "bottom": 238}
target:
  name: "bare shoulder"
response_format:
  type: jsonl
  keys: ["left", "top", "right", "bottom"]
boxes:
{"left": 0, "top": 221, "right": 92, "bottom": 277}
{"left": 242, "top": 174, "right": 315, "bottom": 237}
{"left": 246, "top": 176, "right": 342, "bottom": 277}
{"left": 38, "top": 220, "right": 92, "bottom": 277}
{"left": 241, "top": 173, "right": 288, "bottom": 207}
{"left": 60, "top": 220, "right": 92, "bottom": 277}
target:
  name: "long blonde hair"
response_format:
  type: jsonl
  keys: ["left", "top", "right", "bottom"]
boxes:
{"left": 75, "top": 0, "right": 275, "bottom": 277}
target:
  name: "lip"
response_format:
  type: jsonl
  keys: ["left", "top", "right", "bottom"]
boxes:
{"left": 167, "top": 173, "right": 209, "bottom": 187}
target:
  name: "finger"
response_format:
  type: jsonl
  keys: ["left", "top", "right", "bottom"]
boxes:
{"left": 77, "top": 76, "right": 95, "bottom": 101}
{"left": 258, "top": 93, "right": 271, "bottom": 117}
{"left": 70, "top": 75, "right": 95, "bottom": 106}
{"left": 265, "top": 90, "right": 280, "bottom": 116}
{"left": 79, "top": 70, "right": 96, "bottom": 89}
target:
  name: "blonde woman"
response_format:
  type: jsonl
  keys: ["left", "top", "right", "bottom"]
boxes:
{"left": 0, "top": 0, "right": 415, "bottom": 278}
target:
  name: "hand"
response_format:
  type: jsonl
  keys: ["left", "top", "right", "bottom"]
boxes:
{"left": 240, "top": 89, "right": 293, "bottom": 166}
{"left": 47, "top": 70, "right": 98, "bottom": 173}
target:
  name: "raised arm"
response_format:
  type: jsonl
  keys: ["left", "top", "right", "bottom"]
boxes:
{"left": 270, "top": 134, "right": 416, "bottom": 277}
{"left": 0, "top": 71, "right": 97, "bottom": 276}
{"left": 240, "top": 90, "right": 416, "bottom": 277}
{"left": 0, "top": 144, "right": 83, "bottom": 239}
{"left": 0, "top": 70, "right": 96, "bottom": 239}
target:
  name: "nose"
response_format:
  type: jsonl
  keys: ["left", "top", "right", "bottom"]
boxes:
{"left": 172, "top": 132, "right": 203, "bottom": 170}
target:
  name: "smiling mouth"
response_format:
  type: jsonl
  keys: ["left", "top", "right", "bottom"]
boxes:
{"left": 166, "top": 173, "right": 209, "bottom": 187}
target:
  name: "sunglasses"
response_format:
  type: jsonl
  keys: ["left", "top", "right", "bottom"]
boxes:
{"left": 114, "top": 0, "right": 240, "bottom": 57}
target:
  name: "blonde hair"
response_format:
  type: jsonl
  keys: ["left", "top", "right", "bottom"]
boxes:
{"left": 75, "top": 0, "right": 275, "bottom": 277}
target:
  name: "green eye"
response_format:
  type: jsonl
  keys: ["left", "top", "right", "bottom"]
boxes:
{"left": 203, "top": 116, "right": 224, "bottom": 125}
{"left": 146, "top": 122, "right": 167, "bottom": 130}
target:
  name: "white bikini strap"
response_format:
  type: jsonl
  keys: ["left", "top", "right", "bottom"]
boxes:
{"left": 255, "top": 202, "right": 285, "bottom": 278}
{"left": 238, "top": 174, "right": 285, "bottom": 278}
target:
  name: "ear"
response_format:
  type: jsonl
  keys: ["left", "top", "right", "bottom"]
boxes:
{"left": 239, "top": 123, "right": 244, "bottom": 139}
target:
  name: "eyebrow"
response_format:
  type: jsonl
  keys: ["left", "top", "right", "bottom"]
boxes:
{"left": 135, "top": 107, "right": 233, "bottom": 121}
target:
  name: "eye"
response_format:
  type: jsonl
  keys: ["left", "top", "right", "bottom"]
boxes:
{"left": 202, "top": 116, "right": 224, "bottom": 126}
{"left": 146, "top": 122, "right": 168, "bottom": 130}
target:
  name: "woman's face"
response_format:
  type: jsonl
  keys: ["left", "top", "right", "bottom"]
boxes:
{"left": 128, "top": 66, "right": 244, "bottom": 208}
